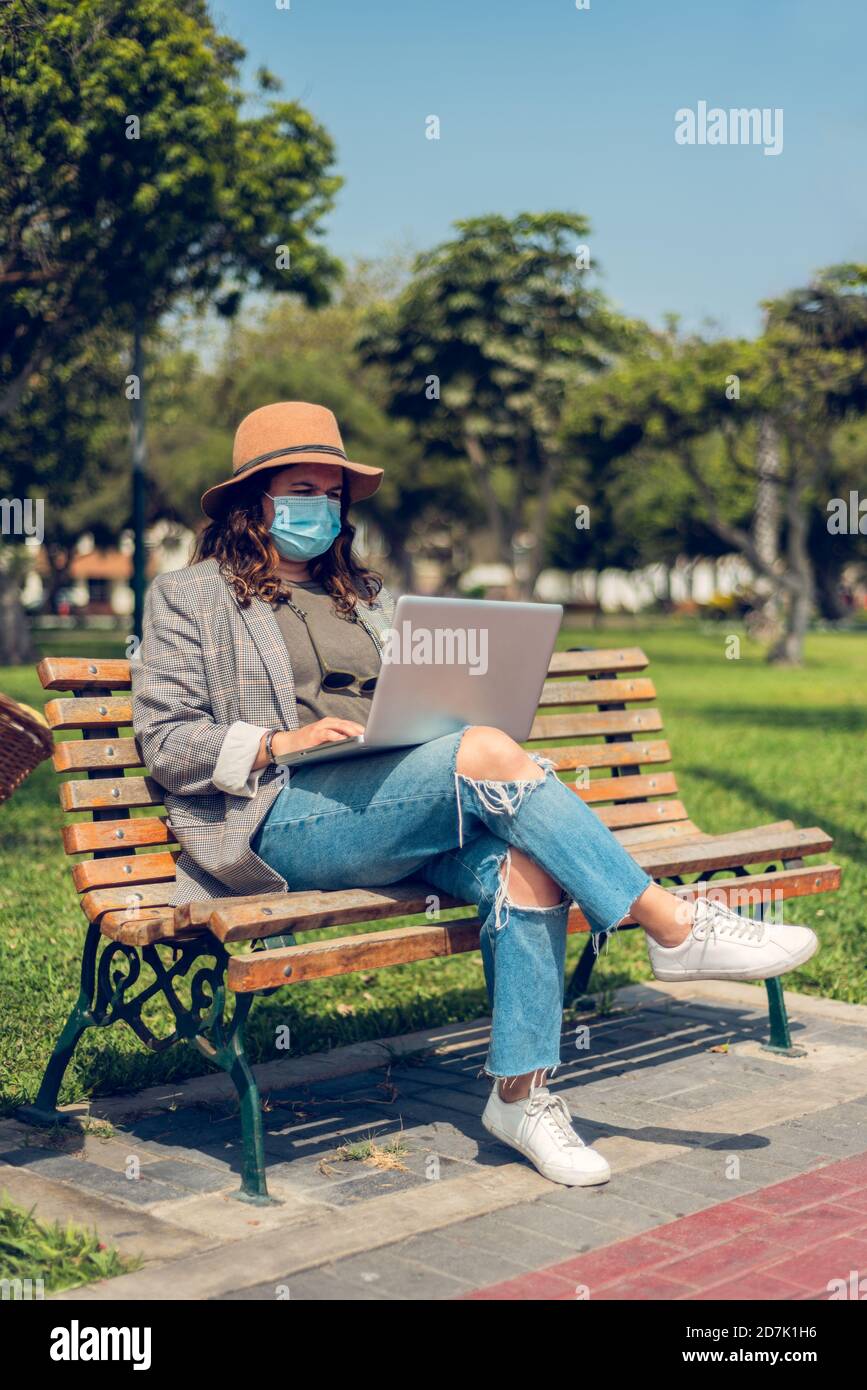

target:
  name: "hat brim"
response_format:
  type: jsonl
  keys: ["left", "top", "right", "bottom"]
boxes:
{"left": 200, "top": 452, "right": 383, "bottom": 519}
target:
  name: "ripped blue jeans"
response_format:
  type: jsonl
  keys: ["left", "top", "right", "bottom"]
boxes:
{"left": 252, "top": 728, "right": 652, "bottom": 1078}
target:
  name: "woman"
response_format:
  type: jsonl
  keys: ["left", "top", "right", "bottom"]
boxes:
{"left": 132, "top": 401, "right": 819, "bottom": 1189}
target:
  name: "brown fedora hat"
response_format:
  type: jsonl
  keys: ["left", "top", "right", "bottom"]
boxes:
{"left": 200, "top": 401, "right": 384, "bottom": 518}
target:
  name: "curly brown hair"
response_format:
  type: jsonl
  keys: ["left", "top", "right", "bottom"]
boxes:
{"left": 192, "top": 477, "right": 383, "bottom": 618}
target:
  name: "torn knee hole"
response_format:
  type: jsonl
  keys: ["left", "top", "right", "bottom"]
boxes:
{"left": 455, "top": 729, "right": 552, "bottom": 788}
{"left": 493, "top": 850, "right": 565, "bottom": 920}
{"left": 454, "top": 759, "right": 549, "bottom": 848}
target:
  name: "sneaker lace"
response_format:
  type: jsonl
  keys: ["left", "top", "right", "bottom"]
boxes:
{"left": 700, "top": 900, "right": 767, "bottom": 944}
{"left": 525, "top": 1087, "right": 585, "bottom": 1149}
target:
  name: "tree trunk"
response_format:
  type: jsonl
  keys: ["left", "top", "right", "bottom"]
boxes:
{"left": 463, "top": 432, "right": 511, "bottom": 566}
{"left": 746, "top": 416, "right": 783, "bottom": 641}
{"left": 677, "top": 440, "right": 810, "bottom": 661}
{"left": 0, "top": 558, "right": 37, "bottom": 665}
{"left": 658, "top": 564, "right": 672, "bottom": 609}
{"left": 770, "top": 583, "right": 811, "bottom": 664}
{"left": 768, "top": 458, "right": 814, "bottom": 666}
{"left": 685, "top": 557, "right": 699, "bottom": 601}
{"left": 512, "top": 439, "right": 560, "bottom": 601}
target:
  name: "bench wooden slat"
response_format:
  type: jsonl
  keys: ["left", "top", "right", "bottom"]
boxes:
{"left": 528, "top": 709, "right": 664, "bottom": 741}
{"left": 547, "top": 648, "right": 648, "bottom": 676}
{"left": 537, "top": 677, "right": 656, "bottom": 708}
{"left": 612, "top": 818, "right": 794, "bottom": 852}
{"left": 53, "top": 736, "right": 143, "bottom": 772}
{"left": 596, "top": 799, "right": 687, "bottom": 829}
{"left": 613, "top": 820, "right": 704, "bottom": 847}
{"left": 59, "top": 776, "right": 163, "bottom": 812}
{"left": 230, "top": 918, "right": 486, "bottom": 987}
{"left": 531, "top": 739, "right": 671, "bottom": 772}
{"left": 225, "top": 864, "right": 842, "bottom": 991}
{"left": 72, "top": 850, "right": 178, "bottom": 893}
{"left": 38, "top": 657, "right": 132, "bottom": 691}
{"left": 99, "top": 908, "right": 177, "bottom": 946}
{"left": 187, "top": 881, "right": 464, "bottom": 942}
{"left": 38, "top": 650, "right": 647, "bottom": 695}
{"left": 659, "top": 817, "right": 796, "bottom": 843}
{"left": 632, "top": 825, "right": 833, "bottom": 878}
{"left": 45, "top": 697, "right": 132, "bottom": 730}
{"left": 575, "top": 772, "right": 678, "bottom": 803}
{"left": 53, "top": 729, "right": 669, "bottom": 780}
{"left": 81, "top": 882, "right": 173, "bottom": 921}
{"left": 57, "top": 756, "right": 678, "bottom": 817}
{"left": 202, "top": 884, "right": 501, "bottom": 944}
{"left": 62, "top": 816, "right": 175, "bottom": 854}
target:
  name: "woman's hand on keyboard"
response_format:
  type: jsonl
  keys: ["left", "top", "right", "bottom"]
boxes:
{"left": 271, "top": 719, "right": 365, "bottom": 759}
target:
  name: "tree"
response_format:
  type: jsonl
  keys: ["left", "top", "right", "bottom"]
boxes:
{"left": 759, "top": 265, "right": 867, "bottom": 659}
{"left": 562, "top": 272, "right": 867, "bottom": 664}
{"left": 358, "top": 212, "right": 640, "bottom": 597}
{"left": 0, "top": 0, "right": 341, "bottom": 415}
{"left": 1, "top": 0, "right": 342, "bottom": 644}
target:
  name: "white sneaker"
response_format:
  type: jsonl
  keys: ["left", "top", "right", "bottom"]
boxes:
{"left": 647, "top": 898, "right": 819, "bottom": 982}
{"left": 481, "top": 1079, "right": 611, "bottom": 1187}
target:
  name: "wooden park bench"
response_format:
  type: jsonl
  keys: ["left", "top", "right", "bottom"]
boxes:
{"left": 20, "top": 646, "right": 840, "bottom": 1204}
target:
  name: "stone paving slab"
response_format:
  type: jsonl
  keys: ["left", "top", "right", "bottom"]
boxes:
{"left": 4, "top": 979, "right": 864, "bottom": 1301}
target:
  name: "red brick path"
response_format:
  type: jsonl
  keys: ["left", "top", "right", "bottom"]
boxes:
{"left": 462, "top": 1152, "right": 867, "bottom": 1300}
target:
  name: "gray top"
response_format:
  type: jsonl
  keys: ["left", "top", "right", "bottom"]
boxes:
{"left": 272, "top": 579, "right": 381, "bottom": 727}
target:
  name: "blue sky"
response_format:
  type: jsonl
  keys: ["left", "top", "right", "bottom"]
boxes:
{"left": 212, "top": 0, "right": 867, "bottom": 338}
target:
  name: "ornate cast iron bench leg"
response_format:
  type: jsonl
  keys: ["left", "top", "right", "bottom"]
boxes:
{"left": 18, "top": 921, "right": 102, "bottom": 1127}
{"left": 763, "top": 975, "right": 801, "bottom": 1055}
{"left": 18, "top": 927, "right": 276, "bottom": 1206}
{"left": 761, "top": 857, "right": 808, "bottom": 1057}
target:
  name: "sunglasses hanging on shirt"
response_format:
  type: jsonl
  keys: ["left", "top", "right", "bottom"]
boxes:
{"left": 275, "top": 593, "right": 378, "bottom": 696}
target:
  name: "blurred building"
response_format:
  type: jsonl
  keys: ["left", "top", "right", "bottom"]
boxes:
{"left": 25, "top": 522, "right": 197, "bottom": 620}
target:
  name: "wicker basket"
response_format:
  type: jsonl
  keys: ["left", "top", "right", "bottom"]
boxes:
{"left": 0, "top": 690, "right": 55, "bottom": 804}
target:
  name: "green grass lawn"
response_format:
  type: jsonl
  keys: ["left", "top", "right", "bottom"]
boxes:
{"left": 1, "top": 621, "right": 865, "bottom": 1115}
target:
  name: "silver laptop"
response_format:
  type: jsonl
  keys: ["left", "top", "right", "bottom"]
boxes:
{"left": 275, "top": 594, "right": 563, "bottom": 768}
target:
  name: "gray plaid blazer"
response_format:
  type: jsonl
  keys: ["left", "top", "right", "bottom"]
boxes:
{"left": 131, "top": 557, "right": 395, "bottom": 905}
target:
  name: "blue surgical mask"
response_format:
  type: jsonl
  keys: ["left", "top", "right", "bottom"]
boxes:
{"left": 265, "top": 493, "right": 342, "bottom": 561}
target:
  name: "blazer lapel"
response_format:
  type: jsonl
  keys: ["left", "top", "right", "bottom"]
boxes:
{"left": 357, "top": 590, "right": 395, "bottom": 653}
{"left": 234, "top": 592, "right": 298, "bottom": 729}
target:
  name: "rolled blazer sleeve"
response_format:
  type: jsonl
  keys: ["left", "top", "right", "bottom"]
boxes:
{"left": 212, "top": 721, "right": 271, "bottom": 798}
{"left": 131, "top": 574, "right": 248, "bottom": 799}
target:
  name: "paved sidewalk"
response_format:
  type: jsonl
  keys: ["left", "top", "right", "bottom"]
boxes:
{"left": 4, "top": 979, "right": 867, "bottom": 1301}
{"left": 461, "top": 1153, "right": 867, "bottom": 1300}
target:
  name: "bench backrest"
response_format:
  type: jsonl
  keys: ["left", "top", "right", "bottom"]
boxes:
{"left": 39, "top": 645, "right": 687, "bottom": 928}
